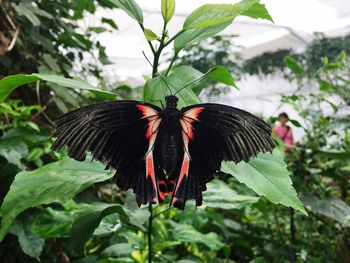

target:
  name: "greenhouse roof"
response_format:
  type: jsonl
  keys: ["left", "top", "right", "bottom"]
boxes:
{"left": 85, "top": 0, "right": 350, "bottom": 79}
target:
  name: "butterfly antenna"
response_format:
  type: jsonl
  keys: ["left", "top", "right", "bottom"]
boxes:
{"left": 174, "top": 67, "right": 218, "bottom": 96}
{"left": 142, "top": 51, "right": 174, "bottom": 95}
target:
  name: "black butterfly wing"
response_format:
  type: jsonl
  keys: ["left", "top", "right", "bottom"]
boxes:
{"left": 52, "top": 100, "right": 162, "bottom": 206}
{"left": 171, "top": 103, "right": 275, "bottom": 209}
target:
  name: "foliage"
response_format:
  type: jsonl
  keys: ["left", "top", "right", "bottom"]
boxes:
{"left": 172, "top": 35, "right": 242, "bottom": 97}
{"left": 242, "top": 33, "right": 350, "bottom": 77}
{"left": 5, "top": 1, "right": 347, "bottom": 262}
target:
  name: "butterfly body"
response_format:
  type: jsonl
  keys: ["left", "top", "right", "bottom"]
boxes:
{"left": 52, "top": 95, "right": 275, "bottom": 209}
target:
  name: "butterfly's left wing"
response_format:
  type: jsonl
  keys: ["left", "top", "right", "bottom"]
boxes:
{"left": 171, "top": 103, "right": 275, "bottom": 209}
{"left": 52, "top": 100, "right": 162, "bottom": 206}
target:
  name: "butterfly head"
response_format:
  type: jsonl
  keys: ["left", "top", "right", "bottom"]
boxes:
{"left": 165, "top": 95, "right": 178, "bottom": 109}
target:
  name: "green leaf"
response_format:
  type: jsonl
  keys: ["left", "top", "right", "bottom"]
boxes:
{"left": 208, "top": 66, "right": 238, "bottom": 88}
{"left": 174, "top": 21, "right": 231, "bottom": 52}
{"left": 101, "top": 243, "right": 134, "bottom": 258}
{"left": 107, "top": 0, "right": 143, "bottom": 23}
{"left": 242, "top": 3, "right": 274, "bottom": 22}
{"left": 284, "top": 56, "right": 304, "bottom": 75}
{"left": 144, "top": 66, "right": 202, "bottom": 108}
{"left": 318, "top": 150, "right": 350, "bottom": 160}
{"left": 102, "top": 18, "right": 118, "bottom": 29}
{"left": 0, "top": 75, "right": 39, "bottom": 103}
{"left": 203, "top": 180, "right": 259, "bottom": 209}
{"left": 9, "top": 219, "right": 45, "bottom": 260}
{"left": 161, "top": 0, "right": 175, "bottom": 23}
{"left": 32, "top": 207, "right": 75, "bottom": 238}
{"left": 12, "top": 3, "right": 41, "bottom": 26}
{"left": 71, "top": 203, "right": 129, "bottom": 251}
{"left": 33, "top": 74, "right": 117, "bottom": 100}
{"left": 0, "top": 157, "right": 113, "bottom": 241}
{"left": 0, "top": 74, "right": 117, "bottom": 103}
{"left": 221, "top": 149, "right": 307, "bottom": 215}
{"left": 302, "top": 195, "right": 350, "bottom": 227}
{"left": 173, "top": 224, "right": 225, "bottom": 251}
{"left": 289, "top": 119, "right": 302, "bottom": 128}
{"left": 144, "top": 28, "right": 159, "bottom": 41}
{"left": 183, "top": 0, "right": 258, "bottom": 29}
{"left": 0, "top": 137, "right": 28, "bottom": 167}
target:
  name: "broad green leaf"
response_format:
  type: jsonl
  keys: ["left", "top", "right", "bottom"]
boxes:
{"left": 144, "top": 66, "right": 201, "bottom": 108}
{"left": 33, "top": 74, "right": 117, "bottom": 99}
{"left": 0, "top": 137, "right": 28, "bottom": 167}
{"left": 183, "top": 0, "right": 258, "bottom": 29}
{"left": 101, "top": 243, "right": 134, "bottom": 258}
{"left": 174, "top": 21, "right": 231, "bottom": 52}
{"left": 144, "top": 28, "right": 159, "bottom": 41}
{"left": 71, "top": 203, "right": 129, "bottom": 251}
{"left": 9, "top": 219, "right": 45, "bottom": 260}
{"left": 284, "top": 56, "right": 304, "bottom": 75}
{"left": 242, "top": 3, "right": 273, "bottom": 22}
{"left": 0, "top": 75, "right": 39, "bottom": 103}
{"left": 0, "top": 74, "right": 117, "bottom": 103}
{"left": 203, "top": 179, "right": 258, "bottom": 210}
{"left": 221, "top": 149, "right": 307, "bottom": 215}
{"left": 0, "top": 157, "right": 113, "bottom": 241}
{"left": 208, "top": 66, "right": 238, "bottom": 88}
{"left": 161, "top": 0, "right": 175, "bottom": 23}
{"left": 32, "top": 207, "right": 75, "bottom": 238}
{"left": 173, "top": 224, "right": 224, "bottom": 251}
{"left": 107, "top": 0, "right": 143, "bottom": 23}
{"left": 302, "top": 195, "right": 350, "bottom": 227}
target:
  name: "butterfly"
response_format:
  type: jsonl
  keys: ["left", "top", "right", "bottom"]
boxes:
{"left": 52, "top": 95, "right": 275, "bottom": 209}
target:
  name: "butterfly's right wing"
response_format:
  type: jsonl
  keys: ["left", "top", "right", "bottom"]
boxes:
{"left": 52, "top": 100, "right": 162, "bottom": 205}
{"left": 171, "top": 103, "right": 275, "bottom": 208}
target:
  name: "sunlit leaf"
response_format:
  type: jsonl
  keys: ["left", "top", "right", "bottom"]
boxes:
{"left": 161, "top": 0, "right": 175, "bottom": 23}
{"left": 183, "top": 0, "right": 259, "bottom": 29}
{"left": 242, "top": 3, "right": 273, "bottom": 22}
{"left": 221, "top": 149, "right": 307, "bottom": 215}
{"left": 208, "top": 66, "right": 238, "bottom": 88}
{"left": 107, "top": 0, "right": 143, "bottom": 23}
{"left": 144, "top": 28, "right": 159, "bottom": 41}
{"left": 203, "top": 179, "right": 259, "bottom": 209}
{"left": 144, "top": 66, "right": 201, "bottom": 108}
{"left": 0, "top": 74, "right": 117, "bottom": 103}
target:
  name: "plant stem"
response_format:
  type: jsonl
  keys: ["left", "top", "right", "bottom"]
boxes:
{"left": 148, "top": 203, "right": 153, "bottom": 263}
{"left": 165, "top": 51, "right": 178, "bottom": 76}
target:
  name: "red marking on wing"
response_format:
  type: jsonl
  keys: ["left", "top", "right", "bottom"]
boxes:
{"left": 181, "top": 107, "right": 204, "bottom": 140}
{"left": 137, "top": 105, "right": 160, "bottom": 138}
{"left": 171, "top": 131, "right": 190, "bottom": 206}
{"left": 158, "top": 180, "right": 167, "bottom": 201}
{"left": 136, "top": 104, "right": 161, "bottom": 203}
{"left": 172, "top": 107, "right": 203, "bottom": 206}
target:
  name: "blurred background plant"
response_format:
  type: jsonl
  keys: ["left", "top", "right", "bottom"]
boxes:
{"left": 0, "top": 0, "right": 349, "bottom": 263}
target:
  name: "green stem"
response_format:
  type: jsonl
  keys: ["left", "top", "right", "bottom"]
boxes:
{"left": 148, "top": 203, "right": 153, "bottom": 263}
{"left": 139, "top": 23, "right": 156, "bottom": 55}
{"left": 165, "top": 51, "right": 178, "bottom": 76}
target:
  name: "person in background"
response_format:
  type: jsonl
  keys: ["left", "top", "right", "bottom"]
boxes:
{"left": 272, "top": 112, "right": 295, "bottom": 153}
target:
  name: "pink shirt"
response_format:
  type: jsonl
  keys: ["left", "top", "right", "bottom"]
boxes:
{"left": 275, "top": 125, "right": 293, "bottom": 149}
